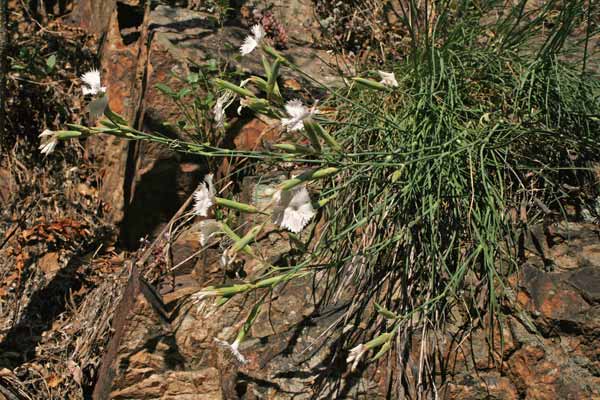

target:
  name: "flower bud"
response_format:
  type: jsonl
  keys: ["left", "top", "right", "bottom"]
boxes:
{"left": 352, "top": 77, "right": 388, "bottom": 91}
{"left": 304, "top": 120, "right": 341, "bottom": 151}
{"left": 215, "top": 197, "right": 261, "bottom": 214}
{"left": 280, "top": 167, "right": 339, "bottom": 191}
{"left": 214, "top": 79, "right": 254, "bottom": 98}
{"left": 55, "top": 130, "right": 82, "bottom": 140}
{"left": 231, "top": 225, "right": 262, "bottom": 253}
{"left": 273, "top": 143, "right": 317, "bottom": 154}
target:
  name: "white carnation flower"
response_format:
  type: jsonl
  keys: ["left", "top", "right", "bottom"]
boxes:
{"left": 281, "top": 99, "right": 319, "bottom": 132}
{"left": 346, "top": 343, "right": 367, "bottom": 371}
{"left": 193, "top": 174, "right": 216, "bottom": 217}
{"left": 240, "top": 24, "right": 265, "bottom": 56}
{"left": 220, "top": 252, "right": 231, "bottom": 267}
{"left": 214, "top": 338, "right": 248, "bottom": 365}
{"left": 38, "top": 129, "right": 58, "bottom": 155}
{"left": 272, "top": 186, "right": 316, "bottom": 233}
{"left": 81, "top": 69, "right": 106, "bottom": 96}
{"left": 378, "top": 70, "right": 398, "bottom": 88}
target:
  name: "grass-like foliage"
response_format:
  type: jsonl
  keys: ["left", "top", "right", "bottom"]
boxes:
{"left": 314, "top": 0, "right": 600, "bottom": 375}
{"left": 49, "top": 0, "right": 600, "bottom": 392}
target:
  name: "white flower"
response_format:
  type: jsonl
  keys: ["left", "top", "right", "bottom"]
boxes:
{"left": 272, "top": 186, "right": 316, "bottom": 233}
{"left": 237, "top": 97, "right": 251, "bottom": 115}
{"left": 81, "top": 69, "right": 106, "bottom": 96}
{"left": 220, "top": 249, "right": 236, "bottom": 268}
{"left": 213, "top": 91, "right": 235, "bottom": 128}
{"left": 38, "top": 129, "right": 58, "bottom": 155}
{"left": 191, "top": 288, "right": 219, "bottom": 305}
{"left": 214, "top": 338, "right": 248, "bottom": 365}
{"left": 240, "top": 24, "right": 266, "bottom": 56}
{"left": 346, "top": 343, "right": 367, "bottom": 371}
{"left": 193, "top": 174, "right": 216, "bottom": 217}
{"left": 378, "top": 70, "right": 398, "bottom": 88}
{"left": 198, "top": 219, "right": 222, "bottom": 246}
{"left": 281, "top": 99, "right": 319, "bottom": 132}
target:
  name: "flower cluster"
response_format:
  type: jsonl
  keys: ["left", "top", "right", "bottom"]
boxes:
{"left": 38, "top": 68, "right": 108, "bottom": 155}
{"left": 192, "top": 174, "right": 316, "bottom": 234}
{"left": 38, "top": 24, "right": 404, "bottom": 375}
{"left": 253, "top": 9, "right": 288, "bottom": 49}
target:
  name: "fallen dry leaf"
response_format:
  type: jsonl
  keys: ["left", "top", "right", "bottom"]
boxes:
{"left": 283, "top": 78, "right": 302, "bottom": 91}
{"left": 46, "top": 373, "right": 63, "bottom": 388}
{"left": 38, "top": 252, "right": 61, "bottom": 279}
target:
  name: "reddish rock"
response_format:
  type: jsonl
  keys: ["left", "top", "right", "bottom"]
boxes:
{"left": 67, "top": 0, "right": 116, "bottom": 34}
{"left": 517, "top": 264, "right": 592, "bottom": 333}
{"left": 508, "top": 344, "right": 565, "bottom": 399}
{"left": 446, "top": 372, "right": 519, "bottom": 400}
{"left": 86, "top": 6, "right": 147, "bottom": 227}
{"left": 233, "top": 118, "right": 280, "bottom": 151}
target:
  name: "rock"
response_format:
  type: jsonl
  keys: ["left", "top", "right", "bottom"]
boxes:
{"left": 149, "top": 22, "right": 344, "bottom": 88}
{"left": 66, "top": 0, "right": 116, "bottom": 34}
{"left": 449, "top": 319, "right": 516, "bottom": 372}
{"left": 86, "top": 5, "right": 146, "bottom": 228}
{"left": 516, "top": 263, "right": 597, "bottom": 334}
{"left": 110, "top": 369, "right": 222, "bottom": 400}
{"left": 170, "top": 222, "right": 203, "bottom": 274}
{"left": 507, "top": 341, "right": 600, "bottom": 399}
{"left": 267, "top": 0, "right": 319, "bottom": 44}
{"left": 70, "top": 0, "right": 344, "bottom": 247}
{"left": 446, "top": 372, "right": 519, "bottom": 400}
{"left": 579, "top": 243, "right": 600, "bottom": 268}
{"left": 149, "top": 5, "right": 215, "bottom": 35}
{"left": 233, "top": 117, "right": 280, "bottom": 151}
{"left": 508, "top": 344, "right": 559, "bottom": 399}
{"left": 86, "top": 3, "right": 207, "bottom": 246}
{"left": 97, "top": 171, "right": 385, "bottom": 399}
{"left": 522, "top": 222, "right": 600, "bottom": 271}
{"left": 568, "top": 267, "right": 600, "bottom": 303}
{"left": 93, "top": 265, "right": 174, "bottom": 399}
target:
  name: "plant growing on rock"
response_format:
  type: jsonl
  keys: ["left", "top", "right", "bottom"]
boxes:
{"left": 41, "top": 0, "right": 600, "bottom": 393}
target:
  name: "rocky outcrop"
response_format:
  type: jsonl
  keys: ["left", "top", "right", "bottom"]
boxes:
{"left": 94, "top": 202, "right": 600, "bottom": 399}
{"left": 443, "top": 222, "right": 600, "bottom": 400}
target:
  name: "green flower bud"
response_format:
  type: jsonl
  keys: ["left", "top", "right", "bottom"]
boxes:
{"left": 352, "top": 77, "right": 388, "bottom": 91}
{"left": 281, "top": 167, "right": 340, "bottom": 191}
{"left": 214, "top": 79, "right": 254, "bottom": 98}
{"left": 215, "top": 197, "right": 261, "bottom": 214}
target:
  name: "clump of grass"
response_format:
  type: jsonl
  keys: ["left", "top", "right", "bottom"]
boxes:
{"left": 310, "top": 0, "right": 600, "bottom": 389}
